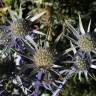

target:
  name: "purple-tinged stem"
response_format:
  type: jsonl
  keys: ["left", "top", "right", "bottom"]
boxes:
{"left": 52, "top": 72, "right": 74, "bottom": 96}
{"left": 34, "top": 69, "right": 43, "bottom": 96}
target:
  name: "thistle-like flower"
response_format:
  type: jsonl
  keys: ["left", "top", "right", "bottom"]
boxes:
{"left": 0, "top": 4, "right": 46, "bottom": 52}
{"left": 7, "top": 5, "right": 46, "bottom": 38}
{"left": 12, "top": 32, "right": 67, "bottom": 96}
{"left": 33, "top": 48, "right": 54, "bottom": 69}
{"left": 71, "top": 52, "right": 90, "bottom": 81}
{"left": 61, "top": 42, "right": 96, "bottom": 82}
{"left": 65, "top": 15, "right": 96, "bottom": 70}
{"left": 65, "top": 15, "right": 95, "bottom": 52}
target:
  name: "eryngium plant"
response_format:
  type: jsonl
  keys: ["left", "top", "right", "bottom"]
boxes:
{"left": 65, "top": 15, "right": 95, "bottom": 52}
{"left": 60, "top": 38, "right": 96, "bottom": 82}
{"left": 65, "top": 15, "right": 96, "bottom": 70}
{"left": 12, "top": 32, "right": 68, "bottom": 96}
{"left": 0, "top": 4, "right": 46, "bottom": 52}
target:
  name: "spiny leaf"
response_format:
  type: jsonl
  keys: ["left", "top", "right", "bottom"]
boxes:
{"left": 79, "top": 14, "right": 85, "bottom": 35}
{"left": 30, "top": 11, "right": 46, "bottom": 22}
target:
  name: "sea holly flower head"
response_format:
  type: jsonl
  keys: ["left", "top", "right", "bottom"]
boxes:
{"left": 78, "top": 35, "right": 94, "bottom": 52}
{"left": 7, "top": 4, "right": 46, "bottom": 38}
{"left": 63, "top": 42, "right": 96, "bottom": 81}
{"left": 33, "top": 47, "right": 54, "bottom": 69}
{"left": 20, "top": 40, "right": 61, "bottom": 79}
{"left": 10, "top": 18, "right": 32, "bottom": 38}
{"left": 73, "top": 52, "right": 90, "bottom": 81}
{"left": 0, "top": 4, "right": 46, "bottom": 52}
{"left": 65, "top": 14, "right": 96, "bottom": 54}
{"left": 75, "top": 54, "right": 88, "bottom": 71}
{"left": 12, "top": 30, "right": 68, "bottom": 95}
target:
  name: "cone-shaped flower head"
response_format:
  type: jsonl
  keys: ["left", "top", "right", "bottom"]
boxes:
{"left": 10, "top": 19, "right": 32, "bottom": 37}
{"left": 0, "top": 4, "right": 46, "bottom": 51}
{"left": 14, "top": 32, "right": 66, "bottom": 95}
{"left": 73, "top": 52, "right": 90, "bottom": 81}
{"left": 8, "top": 4, "right": 46, "bottom": 38}
{"left": 63, "top": 42, "right": 96, "bottom": 81}
{"left": 75, "top": 55, "right": 87, "bottom": 70}
{"left": 65, "top": 15, "right": 95, "bottom": 53}
{"left": 33, "top": 48, "right": 54, "bottom": 68}
{"left": 78, "top": 35, "right": 94, "bottom": 52}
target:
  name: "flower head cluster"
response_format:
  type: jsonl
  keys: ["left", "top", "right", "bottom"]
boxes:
{"left": 6, "top": 15, "right": 96, "bottom": 96}
{"left": 66, "top": 15, "right": 96, "bottom": 53}
{"left": 12, "top": 29, "right": 68, "bottom": 95}
{"left": 72, "top": 51, "right": 90, "bottom": 81}
{"left": 63, "top": 15, "right": 96, "bottom": 81}
{"left": 75, "top": 55, "right": 87, "bottom": 70}
{"left": 0, "top": 5, "right": 46, "bottom": 52}
{"left": 21, "top": 39, "right": 61, "bottom": 77}
{"left": 10, "top": 19, "right": 32, "bottom": 37}
{"left": 78, "top": 35, "right": 94, "bottom": 52}
{"left": 1, "top": 3, "right": 96, "bottom": 96}
{"left": 33, "top": 48, "right": 54, "bottom": 68}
